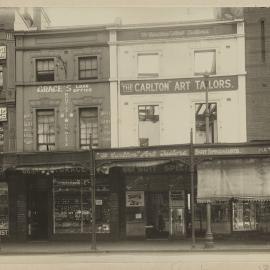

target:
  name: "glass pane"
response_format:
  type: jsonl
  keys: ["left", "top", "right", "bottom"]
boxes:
{"left": 194, "top": 51, "right": 216, "bottom": 75}
{"left": 138, "top": 54, "right": 159, "bottom": 75}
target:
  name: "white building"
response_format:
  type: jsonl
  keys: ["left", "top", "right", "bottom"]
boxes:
{"left": 109, "top": 18, "right": 246, "bottom": 147}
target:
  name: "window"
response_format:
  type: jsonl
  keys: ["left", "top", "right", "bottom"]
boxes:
{"left": 138, "top": 105, "right": 160, "bottom": 146}
{"left": 37, "top": 109, "right": 55, "bottom": 151}
{"left": 195, "top": 103, "right": 217, "bottom": 143}
{"left": 137, "top": 53, "right": 159, "bottom": 77}
{"left": 0, "top": 182, "right": 8, "bottom": 238}
{"left": 36, "top": 59, "right": 54, "bottom": 81}
{"left": 194, "top": 50, "right": 216, "bottom": 75}
{"left": 78, "top": 56, "right": 98, "bottom": 80}
{"left": 53, "top": 177, "right": 110, "bottom": 234}
{"left": 0, "top": 65, "right": 3, "bottom": 87}
{"left": 232, "top": 201, "right": 256, "bottom": 231}
{"left": 79, "top": 108, "right": 98, "bottom": 149}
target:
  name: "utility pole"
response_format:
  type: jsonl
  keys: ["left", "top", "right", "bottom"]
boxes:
{"left": 89, "top": 133, "right": 96, "bottom": 251}
{"left": 204, "top": 74, "right": 214, "bottom": 248}
{"left": 190, "top": 128, "right": 196, "bottom": 248}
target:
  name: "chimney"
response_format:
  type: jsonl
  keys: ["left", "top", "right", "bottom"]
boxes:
{"left": 33, "top": 7, "right": 41, "bottom": 30}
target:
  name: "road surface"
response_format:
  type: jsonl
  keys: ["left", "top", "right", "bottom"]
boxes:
{"left": 0, "top": 252, "right": 270, "bottom": 270}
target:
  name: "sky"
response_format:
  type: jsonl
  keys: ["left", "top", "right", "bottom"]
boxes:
{"left": 44, "top": 7, "right": 216, "bottom": 27}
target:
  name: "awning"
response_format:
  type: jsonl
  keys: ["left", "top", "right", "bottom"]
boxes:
{"left": 12, "top": 160, "right": 171, "bottom": 175}
{"left": 197, "top": 158, "right": 270, "bottom": 203}
{"left": 11, "top": 164, "right": 88, "bottom": 174}
{"left": 96, "top": 160, "right": 170, "bottom": 174}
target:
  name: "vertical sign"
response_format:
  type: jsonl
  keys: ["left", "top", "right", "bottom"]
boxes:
{"left": 0, "top": 46, "right": 6, "bottom": 60}
{"left": 0, "top": 107, "right": 7, "bottom": 121}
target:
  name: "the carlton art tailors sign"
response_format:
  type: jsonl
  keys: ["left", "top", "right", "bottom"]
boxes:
{"left": 120, "top": 75, "right": 238, "bottom": 95}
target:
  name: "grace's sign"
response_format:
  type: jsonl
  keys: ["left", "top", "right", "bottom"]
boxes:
{"left": 120, "top": 76, "right": 238, "bottom": 95}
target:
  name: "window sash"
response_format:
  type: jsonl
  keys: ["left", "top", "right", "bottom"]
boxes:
{"left": 138, "top": 105, "right": 160, "bottom": 146}
{"left": 37, "top": 110, "right": 55, "bottom": 151}
{"left": 137, "top": 53, "right": 159, "bottom": 76}
{"left": 195, "top": 102, "right": 217, "bottom": 143}
{"left": 79, "top": 108, "right": 98, "bottom": 148}
{"left": 194, "top": 50, "right": 216, "bottom": 75}
{"left": 79, "top": 57, "right": 98, "bottom": 79}
{"left": 36, "top": 59, "right": 55, "bottom": 81}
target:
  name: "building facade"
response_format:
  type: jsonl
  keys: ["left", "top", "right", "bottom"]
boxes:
{"left": 6, "top": 26, "right": 112, "bottom": 241}
{"left": 1, "top": 8, "right": 270, "bottom": 244}
{"left": 245, "top": 7, "right": 270, "bottom": 141}
{"left": 107, "top": 18, "right": 249, "bottom": 239}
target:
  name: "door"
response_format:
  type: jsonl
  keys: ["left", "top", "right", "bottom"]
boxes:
{"left": 145, "top": 192, "right": 169, "bottom": 239}
{"left": 28, "top": 185, "right": 49, "bottom": 240}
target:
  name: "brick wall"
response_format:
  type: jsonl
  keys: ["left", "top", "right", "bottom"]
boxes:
{"left": 245, "top": 8, "right": 270, "bottom": 141}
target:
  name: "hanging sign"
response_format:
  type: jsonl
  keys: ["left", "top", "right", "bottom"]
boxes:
{"left": 0, "top": 107, "right": 7, "bottom": 121}
{"left": 0, "top": 46, "right": 6, "bottom": 60}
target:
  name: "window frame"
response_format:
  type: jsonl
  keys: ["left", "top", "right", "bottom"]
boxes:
{"left": 193, "top": 49, "right": 217, "bottom": 76}
{"left": 137, "top": 52, "right": 160, "bottom": 78}
{"left": 137, "top": 104, "right": 160, "bottom": 147}
{"left": 79, "top": 107, "right": 99, "bottom": 150}
{"left": 78, "top": 56, "right": 99, "bottom": 80}
{"left": 36, "top": 108, "right": 56, "bottom": 151}
{"left": 194, "top": 101, "right": 218, "bottom": 144}
{"left": 36, "top": 58, "right": 55, "bottom": 82}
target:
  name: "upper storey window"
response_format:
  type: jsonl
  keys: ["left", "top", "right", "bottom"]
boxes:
{"left": 137, "top": 53, "right": 159, "bottom": 77}
{"left": 36, "top": 59, "right": 55, "bottom": 82}
{"left": 79, "top": 56, "right": 98, "bottom": 80}
{"left": 194, "top": 50, "right": 216, "bottom": 75}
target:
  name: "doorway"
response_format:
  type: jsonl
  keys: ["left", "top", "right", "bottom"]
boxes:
{"left": 145, "top": 192, "right": 169, "bottom": 239}
{"left": 28, "top": 180, "right": 49, "bottom": 240}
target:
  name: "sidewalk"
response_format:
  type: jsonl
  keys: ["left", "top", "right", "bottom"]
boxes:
{"left": 1, "top": 239, "right": 270, "bottom": 254}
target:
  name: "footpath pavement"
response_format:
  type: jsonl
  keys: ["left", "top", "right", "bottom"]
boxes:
{"left": 1, "top": 239, "right": 270, "bottom": 254}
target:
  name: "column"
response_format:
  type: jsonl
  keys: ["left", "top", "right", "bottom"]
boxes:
{"left": 205, "top": 201, "right": 214, "bottom": 248}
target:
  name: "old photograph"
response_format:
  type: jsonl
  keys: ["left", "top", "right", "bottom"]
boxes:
{"left": 0, "top": 3, "right": 270, "bottom": 269}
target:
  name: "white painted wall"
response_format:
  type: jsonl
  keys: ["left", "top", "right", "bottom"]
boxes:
{"left": 111, "top": 21, "right": 246, "bottom": 147}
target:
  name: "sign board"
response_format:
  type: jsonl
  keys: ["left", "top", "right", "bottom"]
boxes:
{"left": 118, "top": 23, "right": 237, "bottom": 41}
{"left": 0, "top": 46, "right": 6, "bottom": 60}
{"left": 126, "top": 191, "right": 144, "bottom": 207}
{"left": 120, "top": 76, "right": 238, "bottom": 95}
{"left": 95, "top": 199, "right": 103, "bottom": 206}
{"left": 0, "top": 107, "right": 7, "bottom": 121}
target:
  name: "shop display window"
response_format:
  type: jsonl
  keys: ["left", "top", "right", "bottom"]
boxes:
{"left": 53, "top": 177, "right": 110, "bottom": 234}
{"left": 232, "top": 201, "right": 256, "bottom": 231}
{"left": 0, "top": 182, "right": 8, "bottom": 237}
{"left": 212, "top": 203, "right": 230, "bottom": 223}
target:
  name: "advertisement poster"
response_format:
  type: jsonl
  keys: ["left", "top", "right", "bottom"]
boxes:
{"left": 126, "top": 191, "right": 144, "bottom": 207}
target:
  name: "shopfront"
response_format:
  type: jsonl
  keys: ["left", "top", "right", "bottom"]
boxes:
{"left": 197, "top": 158, "right": 270, "bottom": 237}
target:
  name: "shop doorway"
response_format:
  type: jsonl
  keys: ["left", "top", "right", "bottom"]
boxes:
{"left": 145, "top": 192, "right": 169, "bottom": 239}
{"left": 28, "top": 180, "right": 49, "bottom": 240}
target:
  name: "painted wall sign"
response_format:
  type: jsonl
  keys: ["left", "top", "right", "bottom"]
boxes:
{"left": 195, "top": 146, "right": 270, "bottom": 156}
{"left": 36, "top": 84, "right": 92, "bottom": 93}
{"left": 120, "top": 76, "right": 238, "bottom": 95}
{"left": 0, "top": 107, "right": 7, "bottom": 121}
{"left": 95, "top": 148, "right": 190, "bottom": 160}
{"left": 0, "top": 46, "right": 6, "bottom": 60}
{"left": 117, "top": 23, "right": 237, "bottom": 41}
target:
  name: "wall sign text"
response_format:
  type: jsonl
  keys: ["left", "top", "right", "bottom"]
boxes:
{"left": 120, "top": 76, "right": 238, "bottom": 95}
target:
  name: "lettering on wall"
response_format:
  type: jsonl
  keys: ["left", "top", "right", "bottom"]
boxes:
{"left": 120, "top": 76, "right": 238, "bottom": 95}
{"left": 36, "top": 84, "right": 92, "bottom": 93}
{"left": 37, "top": 84, "right": 92, "bottom": 148}
{"left": 23, "top": 114, "right": 33, "bottom": 145}
{"left": 100, "top": 111, "right": 111, "bottom": 147}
